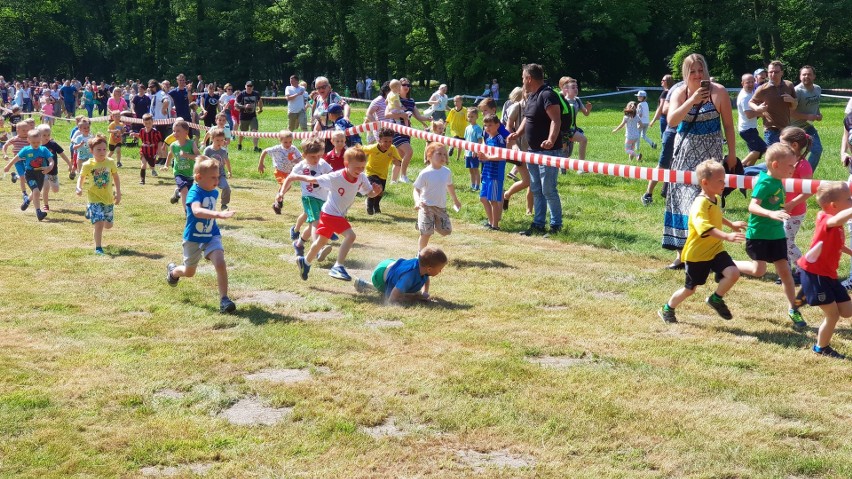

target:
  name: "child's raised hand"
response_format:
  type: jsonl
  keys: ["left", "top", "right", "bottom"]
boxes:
{"left": 769, "top": 210, "right": 790, "bottom": 222}
{"left": 726, "top": 231, "right": 745, "bottom": 243}
{"left": 219, "top": 210, "right": 235, "bottom": 219}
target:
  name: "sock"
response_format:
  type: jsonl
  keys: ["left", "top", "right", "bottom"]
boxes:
{"left": 333, "top": 262, "right": 342, "bottom": 268}
{"left": 710, "top": 292, "right": 723, "bottom": 302}
{"left": 663, "top": 304, "right": 673, "bottom": 311}
{"left": 814, "top": 344, "right": 825, "bottom": 352}
{"left": 140, "top": 169, "right": 146, "bottom": 180}
{"left": 304, "top": 259, "right": 312, "bottom": 266}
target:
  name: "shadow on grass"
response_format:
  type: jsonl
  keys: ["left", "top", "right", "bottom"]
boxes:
{"left": 47, "top": 217, "right": 83, "bottom": 224}
{"left": 234, "top": 215, "right": 267, "bottom": 221}
{"left": 236, "top": 305, "right": 299, "bottom": 325}
{"left": 450, "top": 258, "right": 512, "bottom": 269}
{"left": 55, "top": 208, "right": 85, "bottom": 217}
{"left": 716, "top": 325, "right": 813, "bottom": 349}
{"left": 348, "top": 292, "right": 473, "bottom": 310}
{"left": 108, "top": 247, "right": 165, "bottom": 259}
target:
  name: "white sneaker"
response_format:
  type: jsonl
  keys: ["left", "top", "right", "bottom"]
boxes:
{"left": 354, "top": 278, "right": 371, "bottom": 293}
{"left": 399, "top": 175, "right": 411, "bottom": 184}
{"left": 317, "top": 245, "right": 333, "bottom": 262}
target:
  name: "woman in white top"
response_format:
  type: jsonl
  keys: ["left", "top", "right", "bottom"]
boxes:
{"left": 427, "top": 84, "right": 449, "bottom": 121}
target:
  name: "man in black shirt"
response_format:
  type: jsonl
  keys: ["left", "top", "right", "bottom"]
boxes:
{"left": 236, "top": 81, "right": 263, "bottom": 152}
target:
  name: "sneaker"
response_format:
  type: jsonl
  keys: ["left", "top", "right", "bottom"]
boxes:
{"left": 117, "top": 161, "right": 123, "bottom": 167}
{"left": 637, "top": 153, "right": 643, "bottom": 162}
{"left": 253, "top": 147, "right": 262, "bottom": 153}
{"left": 317, "top": 245, "right": 333, "bottom": 262}
{"left": 221, "top": 204, "right": 228, "bottom": 211}
{"left": 139, "top": 180, "right": 145, "bottom": 185}
{"left": 272, "top": 200, "right": 282, "bottom": 214}
{"left": 658, "top": 306, "right": 677, "bottom": 324}
{"left": 289, "top": 226, "right": 299, "bottom": 241}
{"left": 237, "top": 144, "right": 242, "bottom": 151}
{"left": 20, "top": 196, "right": 30, "bottom": 211}
{"left": 69, "top": 171, "right": 76, "bottom": 180}
{"left": 220, "top": 296, "right": 237, "bottom": 314}
{"left": 367, "top": 204, "right": 374, "bottom": 215}
{"left": 354, "top": 277, "right": 371, "bottom": 293}
{"left": 813, "top": 345, "right": 846, "bottom": 359}
{"left": 12, "top": 172, "right": 19, "bottom": 183}
{"left": 36, "top": 209, "right": 47, "bottom": 221}
{"left": 651, "top": 142, "right": 658, "bottom": 150}
{"left": 166, "top": 262, "right": 179, "bottom": 286}
{"left": 150, "top": 169, "right": 158, "bottom": 177}
{"left": 169, "top": 191, "right": 179, "bottom": 204}
{"left": 788, "top": 309, "right": 807, "bottom": 330}
{"left": 292, "top": 240, "right": 304, "bottom": 257}
{"left": 296, "top": 256, "right": 311, "bottom": 281}
{"left": 519, "top": 225, "right": 546, "bottom": 236}
{"left": 706, "top": 295, "right": 733, "bottom": 320}
{"left": 483, "top": 220, "right": 492, "bottom": 228}
{"left": 399, "top": 175, "right": 411, "bottom": 184}
{"left": 328, "top": 264, "right": 352, "bottom": 281}
{"left": 374, "top": 205, "right": 381, "bottom": 214}
{"left": 641, "top": 193, "right": 653, "bottom": 206}
{"left": 95, "top": 247, "right": 105, "bottom": 255}
{"left": 84, "top": 207, "right": 91, "bottom": 220}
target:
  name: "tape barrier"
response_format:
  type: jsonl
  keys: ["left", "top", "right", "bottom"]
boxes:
{"left": 623, "top": 85, "right": 852, "bottom": 100}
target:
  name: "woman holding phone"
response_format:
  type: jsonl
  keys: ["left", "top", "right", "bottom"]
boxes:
{"left": 661, "top": 53, "right": 737, "bottom": 268}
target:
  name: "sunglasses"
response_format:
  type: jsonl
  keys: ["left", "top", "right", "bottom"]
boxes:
{"left": 318, "top": 85, "right": 330, "bottom": 90}
{"left": 401, "top": 83, "right": 411, "bottom": 87}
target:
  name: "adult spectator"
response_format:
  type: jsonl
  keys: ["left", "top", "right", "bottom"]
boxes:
{"left": 310, "top": 76, "right": 349, "bottom": 121}
{"left": 58, "top": 80, "right": 78, "bottom": 118}
{"left": 285, "top": 75, "right": 307, "bottom": 131}
{"left": 200, "top": 83, "right": 220, "bottom": 127}
{"left": 81, "top": 84, "right": 96, "bottom": 118}
{"left": 235, "top": 80, "right": 263, "bottom": 152}
{"left": 662, "top": 53, "right": 736, "bottom": 268}
{"left": 790, "top": 65, "right": 823, "bottom": 171}
{"left": 148, "top": 79, "right": 171, "bottom": 136}
{"left": 491, "top": 79, "right": 499, "bottom": 100}
{"left": 356, "top": 78, "right": 365, "bottom": 99}
{"left": 130, "top": 85, "right": 151, "bottom": 132}
{"left": 364, "top": 81, "right": 391, "bottom": 142}
{"left": 196, "top": 75, "right": 204, "bottom": 102}
{"left": 220, "top": 83, "right": 235, "bottom": 129}
{"left": 509, "top": 63, "right": 563, "bottom": 236}
{"left": 749, "top": 60, "right": 797, "bottom": 146}
{"left": 427, "top": 84, "right": 449, "bottom": 121}
{"left": 169, "top": 74, "right": 192, "bottom": 123}
{"left": 96, "top": 82, "right": 109, "bottom": 116}
{"left": 753, "top": 68, "right": 767, "bottom": 86}
{"left": 365, "top": 76, "right": 373, "bottom": 99}
{"left": 736, "top": 73, "right": 767, "bottom": 166}
{"left": 386, "top": 77, "right": 431, "bottom": 183}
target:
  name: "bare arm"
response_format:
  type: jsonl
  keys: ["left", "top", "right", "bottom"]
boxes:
{"left": 447, "top": 184, "right": 461, "bottom": 210}
{"left": 827, "top": 205, "right": 852, "bottom": 228}
{"left": 190, "top": 201, "right": 234, "bottom": 220}
{"left": 612, "top": 117, "right": 627, "bottom": 133}
{"left": 712, "top": 83, "right": 738, "bottom": 167}
{"left": 748, "top": 198, "right": 790, "bottom": 221}
{"left": 542, "top": 104, "right": 561, "bottom": 149}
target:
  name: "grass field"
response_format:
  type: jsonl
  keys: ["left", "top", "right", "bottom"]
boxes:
{"left": 1, "top": 93, "right": 852, "bottom": 478}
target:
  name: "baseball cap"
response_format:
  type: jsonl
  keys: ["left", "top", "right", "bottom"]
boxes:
{"left": 245, "top": 81, "right": 253, "bottom": 87}
{"left": 327, "top": 104, "right": 344, "bottom": 115}
{"left": 635, "top": 90, "right": 647, "bottom": 97}
{"left": 753, "top": 68, "right": 765, "bottom": 76}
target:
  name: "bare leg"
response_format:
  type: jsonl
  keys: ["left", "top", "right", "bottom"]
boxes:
{"left": 335, "top": 228, "right": 356, "bottom": 266}
{"left": 816, "top": 301, "right": 852, "bottom": 347}
{"left": 715, "top": 265, "right": 741, "bottom": 296}
{"left": 93, "top": 221, "right": 105, "bottom": 248}
{"left": 209, "top": 250, "right": 229, "bottom": 299}
{"left": 418, "top": 233, "right": 431, "bottom": 251}
{"left": 667, "top": 286, "right": 696, "bottom": 309}
{"left": 774, "top": 259, "right": 797, "bottom": 308}
{"left": 490, "top": 200, "right": 503, "bottom": 228}
{"left": 735, "top": 259, "right": 767, "bottom": 278}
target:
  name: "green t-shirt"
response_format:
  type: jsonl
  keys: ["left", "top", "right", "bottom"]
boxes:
{"left": 171, "top": 141, "right": 196, "bottom": 177}
{"left": 746, "top": 171, "right": 786, "bottom": 240}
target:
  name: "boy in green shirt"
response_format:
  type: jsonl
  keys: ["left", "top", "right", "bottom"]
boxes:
{"left": 162, "top": 120, "right": 199, "bottom": 211}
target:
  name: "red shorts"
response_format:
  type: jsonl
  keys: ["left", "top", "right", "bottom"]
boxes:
{"left": 315, "top": 212, "right": 351, "bottom": 239}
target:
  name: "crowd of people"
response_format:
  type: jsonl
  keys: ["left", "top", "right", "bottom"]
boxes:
{"left": 4, "top": 56, "right": 852, "bottom": 360}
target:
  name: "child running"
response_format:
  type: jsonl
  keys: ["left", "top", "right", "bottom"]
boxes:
{"left": 3, "top": 129, "right": 54, "bottom": 220}
{"left": 131, "top": 113, "right": 163, "bottom": 184}
{"left": 463, "top": 107, "right": 483, "bottom": 191}
{"left": 163, "top": 120, "right": 199, "bottom": 210}
{"left": 4, "top": 118, "right": 35, "bottom": 207}
{"left": 203, "top": 127, "right": 232, "bottom": 210}
{"left": 107, "top": 110, "right": 124, "bottom": 167}
{"left": 166, "top": 157, "right": 237, "bottom": 314}
{"left": 71, "top": 118, "right": 93, "bottom": 176}
{"left": 796, "top": 181, "right": 852, "bottom": 359}
{"left": 612, "top": 101, "right": 641, "bottom": 161}
{"left": 275, "top": 137, "right": 333, "bottom": 260}
{"left": 445, "top": 95, "right": 466, "bottom": 160}
{"left": 658, "top": 160, "right": 745, "bottom": 323}
{"left": 323, "top": 130, "right": 347, "bottom": 171}
{"left": 261, "top": 129, "right": 302, "bottom": 214}
{"left": 286, "top": 145, "right": 382, "bottom": 282}
{"left": 777, "top": 126, "right": 813, "bottom": 285}
{"left": 36, "top": 124, "right": 72, "bottom": 212}
{"left": 735, "top": 143, "right": 807, "bottom": 329}
{"left": 353, "top": 246, "right": 448, "bottom": 304}
{"left": 76, "top": 134, "right": 121, "bottom": 254}
{"left": 363, "top": 127, "right": 401, "bottom": 215}
{"left": 413, "top": 142, "right": 460, "bottom": 250}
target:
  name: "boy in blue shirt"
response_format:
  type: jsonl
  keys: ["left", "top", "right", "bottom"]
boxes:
{"left": 3, "top": 129, "right": 54, "bottom": 220}
{"left": 463, "top": 108, "right": 483, "bottom": 191}
{"left": 353, "top": 246, "right": 448, "bottom": 304}
{"left": 326, "top": 103, "right": 362, "bottom": 147}
{"left": 477, "top": 114, "right": 511, "bottom": 230}
{"left": 166, "top": 156, "right": 237, "bottom": 313}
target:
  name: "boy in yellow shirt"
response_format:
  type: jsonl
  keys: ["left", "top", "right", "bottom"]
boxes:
{"left": 659, "top": 160, "right": 746, "bottom": 323}
{"left": 445, "top": 95, "right": 466, "bottom": 160}
{"left": 362, "top": 127, "right": 400, "bottom": 215}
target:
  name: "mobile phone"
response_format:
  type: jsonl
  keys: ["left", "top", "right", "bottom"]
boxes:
{"left": 700, "top": 80, "right": 710, "bottom": 90}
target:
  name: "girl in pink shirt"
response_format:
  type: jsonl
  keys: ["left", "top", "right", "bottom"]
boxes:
{"left": 107, "top": 88, "right": 128, "bottom": 113}
{"left": 780, "top": 126, "right": 813, "bottom": 277}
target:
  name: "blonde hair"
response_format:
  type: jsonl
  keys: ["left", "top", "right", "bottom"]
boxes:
{"left": 558, "top": 76, "right": 576, "bottom": 89}
{"left": 508, "top": 87, "right": 524, "bottom": 103}
{"left": 389, "top": 79, "right": 401, "bottom": 91}
{"left": 330, "top": 130, "right": 346, "bottom": 142}
{"left": 696, "top": 159, "right": 724, "bottom": 181}
{"left": 681, "top": 53, "right": 710, "bottom": 82}
{"left": 279, "top": 129, "right": 294, "bottom": 140}
{"left": 815, "top": 181, "right": 850, "bottom": 207}
{"left": 193, "top": 156, "right": 219, "bottom": 175}
{"left": 300, "top": 136, "right": 324, "bottom": 155}
{"left": 344, "top": 144, "right": 367, "bottom": 164}
{"left": 765, "top": 143, "right": 796, "bottom": 168}
{"left": 209, "top": 127, "right": 225, "bottom": 139}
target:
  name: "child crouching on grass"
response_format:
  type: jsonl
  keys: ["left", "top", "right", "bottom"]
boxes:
{"left": 795, "top": 181, "right": 852, "bottom": 359}
{"left": 166, "top": 157, "right": 237, "bottom": 314}
{"left": 659, "top": 159, "right": 745, "bottom": 323}
{"left": 76, "top": 135, "right": 121, "bottom": 254}
{"left": 353, "top": 246, "right": 448, "bottom": 304}
{"left": 413, "top": 143, "right": 461, "bottom": 251}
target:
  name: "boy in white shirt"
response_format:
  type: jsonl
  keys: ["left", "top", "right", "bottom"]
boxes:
{"left": 413, "top": 143, "right": 461, "bottom": 251}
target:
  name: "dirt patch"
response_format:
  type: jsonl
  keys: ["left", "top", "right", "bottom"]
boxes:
{"left": 302, "top": 310, "right": 344, "bottom": 321}
{"left": 244, "top": 368, "right": 314, "bottom": 384}
{"left": 456, "top": 449, "right": 535, "bottom": 472}
{"left": 360, "top": 416, "right": 415, "bottom": 438}
{"left": 366, "top": 319, "right": 404, "bottom": 328}
{"left": 240, "top": 290, "right": 302, "bottom": 307}
{"left": 591, "top": 291, "right": 626, "bottom": 300}
{"left": 153, "top": 389, "right": 184, "bottom": 400}
{"left": 526, "top": 354, "right": 595, "bottom": 369}
{"left": 140, "top": 462, "right": 214, "bottom": 477}
{"left": 219, "top": 397, "right": 291, "bottom": 426}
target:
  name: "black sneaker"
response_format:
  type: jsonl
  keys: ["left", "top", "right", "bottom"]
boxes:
{"left": 11, "top": 172, "right": 18, "bottom": 183}
{"left": 706, "top": 295, "right": 733, "bottom": 320}
{"left": 658, "top": 306, "right": 677, "bottom": 324}
{"left": 813, "top": 345, "right": 845, "bottom": 359}
{"left": 169, "top": 191, "right": 179, "bottom": 204}
{"left": 520, "top": 225, "right": 546, "bottom": 236}
{"left": 237, "top": 144, "right": 242, "bottom": 151}
{"left": 272, "top": 200, "right": 282, "bottom": 214}
{"left": 117, "top": 161, "right": 123, "bottom": 167}
{"left": 290, "top": 226, "right": 299, "bottom": 241}
{"left": 367, "top": 204, "right": 374, "bottom": 215}
{"left": 20, "top": 195, "right": 30, "bottom": 211}
{"left": 36, "top": 209, "right": 47, "bottom": 221}
{"left": 296, "top": 256, "right": 310, "bottom": 281}
{"left": 641, "top": 193, "right": 653, "bottom": 206}
{"left": 166, "top": 262, "right": 179, "bottom": 286}
{"left": 220, "top": 296, "right": 236, "bottom": 314}
{"left": 253, "top": 147, "right": 262, "bottom": 153}
{"left": 374, "top": 205, "right": 381, "bottom": 214}
{"left": 545, "top": 226, "right": 562, "bottom": 237}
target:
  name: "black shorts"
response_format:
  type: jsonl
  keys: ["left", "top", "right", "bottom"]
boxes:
{"left": 155, "top": 124, "right": 172, "bottom": 138}
{"left": 800, "top": 270, "right": 850, "bottom": 306}
{"left": 684, "top": 251, "right": 736, "bottom": 290}
{"left": 109, "top": 143, "right": 120, "bottom": 152}
{"left": 746, "top": 238, "right": 787, "bottom": 263}
{"left": 25, "top": 170, "right": 45, "bottom": 191}
{"left": 142, "top": 154, "right": 156, "bottom": 167}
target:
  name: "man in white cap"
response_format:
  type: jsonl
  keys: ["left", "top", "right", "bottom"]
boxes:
{"left": 753, "top": 68, "right": 767, "bottom": 87}
{"left": 635, "top": 90, "right": 656, "bottom": 150}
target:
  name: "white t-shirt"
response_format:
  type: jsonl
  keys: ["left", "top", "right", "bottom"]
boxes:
{"left": 150, "top": 90, "right": 169, "bottom": 120}
{"left": 737, "top": 88, "right": 757, "bottom": 131}
{"left": 314, "top": 170, "right": 373, "bottom": 217}
{"left": 413, "top": 165, "right": 453, "bottom": 208}
{"left": 292, "top": 159, "right": 333, "bottom": 200}
{"left": 220, "top": 93, "right": 234, "bottom": 111}
{"left": 264, "top": 144, "right": 302, "bottom": 173}
{"left": 636, "top": 101, "right": 650, "bottom": 123}
{"left": 285, "top": 85, "right": 306, "bottom": 113}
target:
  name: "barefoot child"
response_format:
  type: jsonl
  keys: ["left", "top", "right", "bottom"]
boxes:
{"left": 260, "top": 129, "right": 302, "bottom": 214}
{"left": 3, "top": 129, "right": 54, "bottom": 221}
{"left": 612, "top": 101, "right": 641, "bottom": 161}
{"left": 131, "top": 114, "right": 163, "bottom": 184}
{"left": 287, "top": 145, "right": 382, "bottom": 282}
{"left": 735, "top": 143, "right": 807, "bottom": 329}
{"left": 363, "top": 127, "right": 401, "bottom": 215}
{"left": 797, "top": 181, "right": 852, "bottom": 359}
{"left": 658, "top": 160, "right": 745, "bottom": 323}
{"left": 477, "top": 114, "right": 511, "bottom": 230}
{"left": 463, "top": 107, "right": 483, "bottom": 190}
{"left": 37, "top": 124, "right": 72, "bottom": 212}
{"left": 166, "top": 157, "right": 237, "bottom": 314}
{"left": 353, "top": 246, "right": 448, "bottom": 304}
{"left": 413, "top": 143, "right": 460, "bottom": 250}
{"left": 203, "top": 127, "right": 232, "bottom": 210}
{"left": 163, "top": 120, "right": 199, "bottom": 210}
{"left": 75, "top": 135, "right": 121, "bottom": 254}
{"left": 275, "top": 137, "right": 333, "bottom": 259}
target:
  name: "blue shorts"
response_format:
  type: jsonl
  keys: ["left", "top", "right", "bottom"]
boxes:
{"left": 392, "top": 133, "right": 410, "bottom": 148}
{"left": 465, "top": 155, "right": 480, "bottom": 169}
{"left": 480, "top": 177, "right": 504, "bottom": 202}
{"left": 14, "top": 162, "right": 25, "bottom": 176}
{"left": 739, "top": 128, "right": 767, "bottom": 154}
{"left": 175, "top": 174, "right": 194, "bottom": 191}
{"left": 800, "top": 270, "right": 850, "bottom": 306}
{"left": 87, "top": 203, "right": 114, "bottom": 224}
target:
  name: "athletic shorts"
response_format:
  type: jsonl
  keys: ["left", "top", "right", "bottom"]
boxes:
{"left": 175, "top": 174, "right": 193, "bottom": 192}
{"left": 465, "top": 155, "right": 480, "bottom": 169}
{"left": 417, "top": 205, "right": 451, "bottom": 236}
{"left": 684, "top": 251, "right": 735, "bottom": 290}
{"left": 302, "top": 196, "right": 324, "bottom": 224}
{"left": 392, "top": 133, "right": 411, "bottom": 147}
{"left": 480, "top": 177, "right": 505, "bottom": 202}
{"left": 108, "top": 143, "right": 120, "bottom": 152}
{"left": 371, "top": 259, "right": 397, "bottom": 292}
{"left": 739, "top": 128, "right": 767, "bottom": 154}
{"left": 274, "top": 170, "right": 289, "bottom": 185}
{"left": 142, "top": 154, "right": 156, "bottom": 168}
{"left": 25, "top": 170, "right": 45, "bottom": 191}
{"left": 315, "top": 212, "right": 351, "bottom": 239}
{"left": 746, "top": 238, "right": 787, "bottom": 263}
{"left": 799, "top": 270, "right": 850, "bottom": 306}
{"left": 182, "top": 235, "right": 224, "bottom": 268}
{"left": 87, "top": 202, "right": 114, "bottom": 224}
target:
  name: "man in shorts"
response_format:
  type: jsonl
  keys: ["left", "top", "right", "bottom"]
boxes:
{"left": 236, "top": 81, "right": 263, "bottom": 152}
